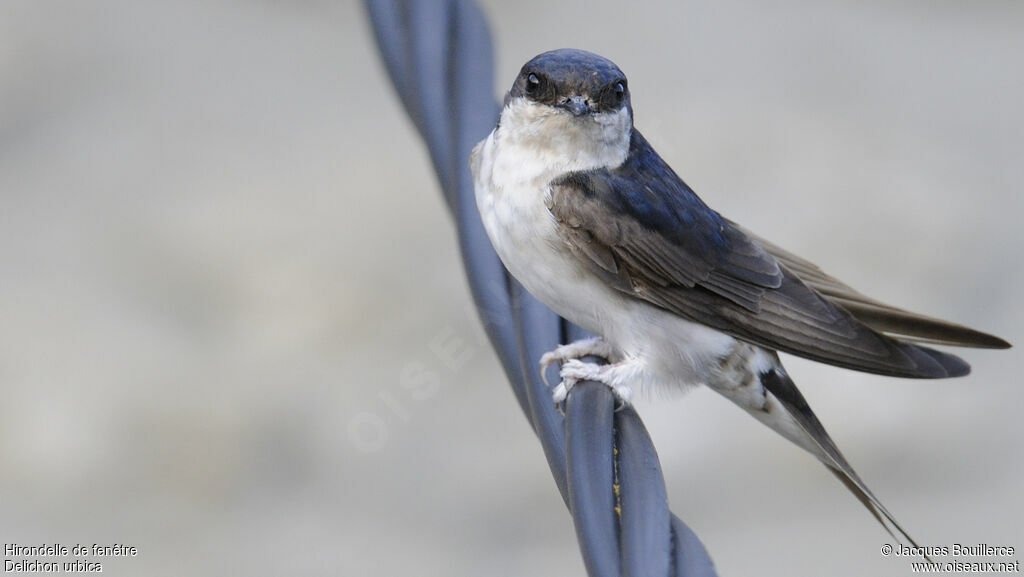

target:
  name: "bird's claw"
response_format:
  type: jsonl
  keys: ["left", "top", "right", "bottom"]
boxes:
{"left": 539, "top": 337, "right": 612, "bottom": 387}
{"left": 551, "top": 359, "right": 633, "bottom": 412}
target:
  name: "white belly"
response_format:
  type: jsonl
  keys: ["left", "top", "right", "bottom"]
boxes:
{"left": 471, "top": 132, "right": 736, "bottom": 392}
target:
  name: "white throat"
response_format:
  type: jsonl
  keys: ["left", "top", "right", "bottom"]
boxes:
{"left": 486, "top": 97, "right": 632, "bottom": 187}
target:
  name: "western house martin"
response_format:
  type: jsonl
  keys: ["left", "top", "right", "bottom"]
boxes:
{"left": 471, "top": 48, "right": 1009, "bottom": 549}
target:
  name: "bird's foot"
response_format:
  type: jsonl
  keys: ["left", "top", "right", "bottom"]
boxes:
{"left": 539, "top": 337, "right": 615, "bottom": 386}
{"left": 551, "top": 358, "right": 637, "bottom": 411}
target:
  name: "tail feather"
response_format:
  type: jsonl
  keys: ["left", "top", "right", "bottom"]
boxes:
{"left": 756, "top": 361, "right": 933, "bottom": 558}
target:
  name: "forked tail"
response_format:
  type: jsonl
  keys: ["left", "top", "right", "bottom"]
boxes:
{"left": 757, "top": 366, "right": 933, "bottom": 559}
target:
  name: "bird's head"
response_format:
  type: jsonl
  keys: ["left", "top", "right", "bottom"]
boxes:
{"left": 507, "top": 49, "right": 632, "bottom": 119}
{"left": 499, "top": 49, "right": 633, "bottom": 169}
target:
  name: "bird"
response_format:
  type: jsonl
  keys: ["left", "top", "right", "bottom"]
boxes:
{"left": 470, "top": 48, "right": 1009, "bottom": 548}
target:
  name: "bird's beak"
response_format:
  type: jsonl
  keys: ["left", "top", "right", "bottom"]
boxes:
{"left": 559, "top": 95, "right": 593, "bottom": 117}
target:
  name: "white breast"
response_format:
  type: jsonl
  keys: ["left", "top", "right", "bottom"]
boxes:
{"left": 472, "top": 128, "right": 604, "bottom": 326}
{"left": 470, "top": 102, "right": 736, "bottom": 392}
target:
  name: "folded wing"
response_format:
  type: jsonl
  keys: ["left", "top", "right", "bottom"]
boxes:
{"left": 547, "top": 129, "right": 1008, "bottom": 379}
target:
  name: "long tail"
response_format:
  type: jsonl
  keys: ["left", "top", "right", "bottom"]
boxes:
{"left": 757, "top": 364, "right": 925, "bottom": 551}
{"left": 710, "top": 347, "right": 929, "bottom": 555}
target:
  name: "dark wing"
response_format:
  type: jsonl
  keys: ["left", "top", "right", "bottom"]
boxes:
{"left": 547, "top": 129, "right": 1006, "bottom": 378}
{"left": 731, "top": 221, "right": 1010, "bottom": 349}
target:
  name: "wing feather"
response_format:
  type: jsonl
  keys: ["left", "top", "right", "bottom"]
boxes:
{"left": 732, "top": 221, "right": 1010, "bottom": 349}
{"left": 546, "top": 129, "right": 1006, "bottom": 377}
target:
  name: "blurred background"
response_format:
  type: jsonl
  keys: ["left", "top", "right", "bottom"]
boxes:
{"left": 1, "top": 1, "right": 1021, "bottom": 575}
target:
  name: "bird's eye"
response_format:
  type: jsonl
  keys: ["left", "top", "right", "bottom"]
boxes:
{"left": 613, "top": 81, "right": 626, "bottom": 102}
{"left": 525, "top": 73, "right": 541, "bottom": 94}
